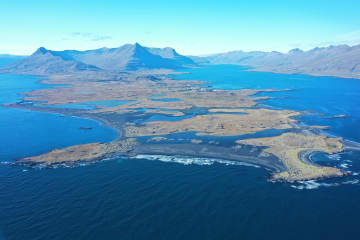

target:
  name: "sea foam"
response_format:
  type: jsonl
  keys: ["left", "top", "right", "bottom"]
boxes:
{"left": 133, "top": 154, "right": 260, "bottom": 168}
{"left": 328, "top": 154, "right": 341, "bottom": 161}
{"left": 339, "top": 163, "right": 351, "bottom": 169}
{"left": 291, "top": 177, "right": 360, "bottom": 190}
{"left": 291, "top": 180, "right": 340, "bottom": 190}
{"left": 342, "top": 179, "right": 359, "bottom": 185}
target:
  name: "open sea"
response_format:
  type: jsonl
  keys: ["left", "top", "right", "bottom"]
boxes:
{"left": 1, "top": 65, "right": 360, "bottom": 240}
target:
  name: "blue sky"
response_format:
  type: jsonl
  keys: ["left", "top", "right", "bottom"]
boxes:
{"left": 1, "top": 0, "right": 360, "bottom": 55}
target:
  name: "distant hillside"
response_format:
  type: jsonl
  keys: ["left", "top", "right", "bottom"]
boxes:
{"left": 0, "top": 54, "right": 26, "bottom": 67}
{"left": 3, "top": 43, "right": 358, "bottom": 78}
{"left": 146, "top": 46, "right": 195, "bottom": 66}
{"left": 0, "top": 48, "right": 100, "bottom": 74}
{"left": 0, "top": 43, "right": 196, "bottom": 75}
{"left": 193, "top": 44, "right": 360, "bottom": 79}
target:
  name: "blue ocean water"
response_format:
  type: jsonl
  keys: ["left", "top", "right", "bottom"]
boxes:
{"left": 0, "top": 74, "right": 118, "bottom": 161}
{"left": 173, "top": 65, "right": 360, "bottom": 142}
{"left": 1, "top": 68, "right": 360, "bottom": 240}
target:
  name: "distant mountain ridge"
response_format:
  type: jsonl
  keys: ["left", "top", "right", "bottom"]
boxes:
{"left": 1, "top": 43, "right": 196, "bottom": 74}
{"left": 0, "top": 54, "right": 26, "bottom": 68}
{"left": 2, "top": 43, "right": 360, "bottom": 79}
{"left": 2, "top": 47, "right": 101, "bottom": 74}
{"left": 193, "top": 44, "right": 360, "bottom": 79}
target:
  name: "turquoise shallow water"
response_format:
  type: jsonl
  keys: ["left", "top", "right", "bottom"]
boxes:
{"left": 1, "top": 68, "right": 360, "bottom": 240}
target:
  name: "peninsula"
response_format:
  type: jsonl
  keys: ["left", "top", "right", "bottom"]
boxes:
{"left": 1, "top": 43, "right": 351, "bottom": 182}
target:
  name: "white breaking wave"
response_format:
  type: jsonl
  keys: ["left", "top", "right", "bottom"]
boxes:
{"left": 133, "top": 154, "right": 260, "bottom": 168}
{"left": 291, "top": 177, "right": 360, "bottom": 190}
{"left": 339, "top": 163, "right": 351, "bottom": 169}
{"left": 328, "top": 154, "right": 341, "bottom": 161}
{"left": 291, "top": 180, "right": 340, "bottom": 190}
{"left": 0, "top": 161, "right": 13, "bottom": 165}
{"left": 342, "top": 179, "right": 360, "bottom": 185}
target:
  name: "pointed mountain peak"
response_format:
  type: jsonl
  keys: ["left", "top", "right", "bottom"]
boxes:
{"left": 33, "top": 47, "right": 49, "bottom": 55}
{"left": 131, "top": 43, "right": 149, "bottom": 56}
{"left": 134, "top": 42, "right": 144, "bottom": 48}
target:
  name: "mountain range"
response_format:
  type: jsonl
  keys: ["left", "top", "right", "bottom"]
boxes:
{"left": 1, "top": 43, "right": 360, "bottom": 79}
{"left": 0, "top": 43, "right": 195, "bottom": 74}
{"left": 194, "top": 44, "right": 360, "bottom": 79}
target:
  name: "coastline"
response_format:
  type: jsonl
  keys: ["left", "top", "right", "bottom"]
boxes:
{"left": 247, "top": 66, "right": 360, "bottom": 80}
{"left": 1, "top": 69, "right": 352, "bottom": 182}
